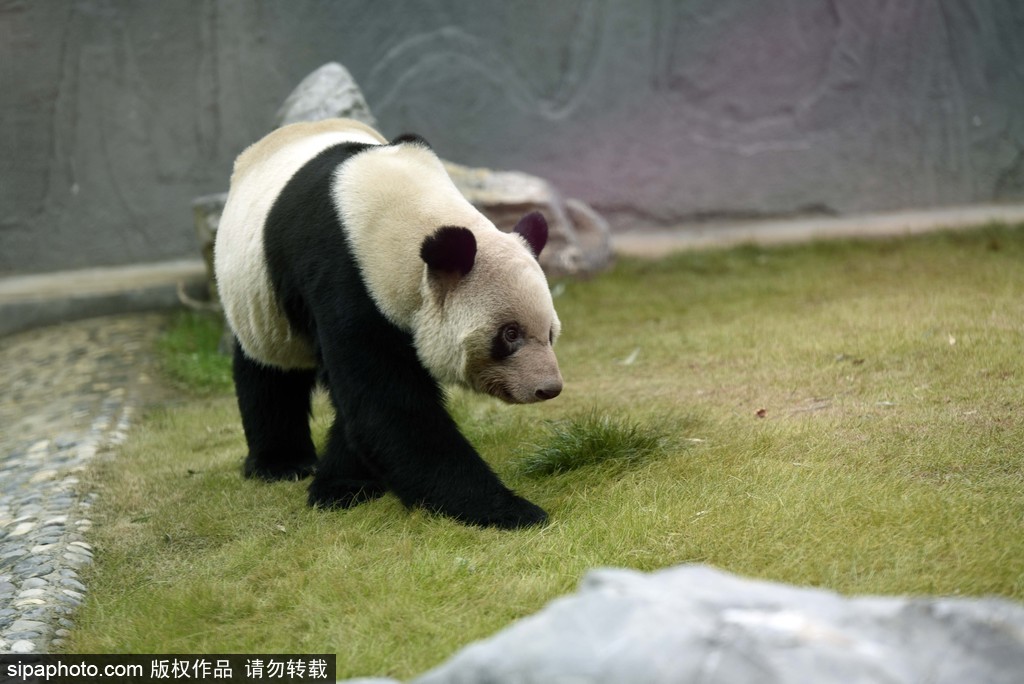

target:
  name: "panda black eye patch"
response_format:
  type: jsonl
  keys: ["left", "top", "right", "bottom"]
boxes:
{"left": 491, "top": 323, "right": 524, "bottom": 360}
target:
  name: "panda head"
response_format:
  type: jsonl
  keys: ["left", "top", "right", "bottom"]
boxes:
{"left": 415, "top": 211, "right": 563, "bottom": 404}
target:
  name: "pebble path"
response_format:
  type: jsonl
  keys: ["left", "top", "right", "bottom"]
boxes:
{"left": 0, "top": 314, "right": 165, "bottom": 654}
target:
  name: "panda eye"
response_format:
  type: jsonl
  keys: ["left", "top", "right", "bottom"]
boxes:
{"left": 491, "top": 323, "right": 525, "bottom": 361}
{"left": 502, "top": 324, "right": 521, "bottom": 345}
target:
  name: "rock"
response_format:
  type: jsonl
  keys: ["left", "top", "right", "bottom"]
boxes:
{"left": 413, "top": 565, "right": 1024, "bottom": 684}
{"left": 8, "top": 619, "right": 47, "bottom": 633}
{"left": 276, "top": 62, "right": 377, "bottom": 129}
{"left": 10, "top": 639, "right": 36, "bottom": 654}
{"left": 442, "top": 162, "right": 611, "bottom": 278}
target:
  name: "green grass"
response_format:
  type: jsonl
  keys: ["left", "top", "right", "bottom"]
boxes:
{"left": 156, "top": 310, "right": 233, "bottom": 394}
{"left": 69, "top": 224, "right": 1024, "bottom": 678}
{"left": 518, "top": 410, "right": 677, "bottom": 476}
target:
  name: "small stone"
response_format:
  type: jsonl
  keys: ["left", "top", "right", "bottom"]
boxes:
{"left": 49, "top": 638, "right": 66, "bottom": 649}
{"left": 0, "top": 581, "right": 15, "bottom": 596}
{"left": 43, "top": 515, "right": 68, "bottom": 526}
{"left": 33, "top": 537, "right": 62, "bottom": 546}
{"left": 55, "top": 435, "right": 79, "bottom": 449}
{"left": 14, "top": 504, "right": 43, "bottom": 518}
{"left": 5, "top": 632, "right": 42, "bottom": 641}
{"left": 30, "top": 544, "right": 57, "bottom": 554}
{"left": 13, "top": 561, "right": 53, "bottom": 578}
{"left": 59, "top": 578, "right": 86, "bottom": 592}
{"left": 28, "top": 470, "right": 58, "bottom": 484}
{"left": 27, "top": 440, "right": 51, "bottom": 455}
{"left": 69, "top": 541, "right": 92, "bottom": 551}
{"left": 1, "top": 548, "right": 28, "bottom": 561}
{"left": 54, "top": 629, "right": 71, "bottom": 638}
{"left": 17, "top": 588, "right": 46, "bottom": 599}
{"left": 20, "top": 577, "right": 47, "bottom": 589}
{"left": 13, "top": 598, "right": 45, "bottom": 607}
{"left": 9, "top": 522, "right": 35, "bottom": 536}
{"left": 9, "top": 619, "right": 47, "bottom": 633}
{"left": 10, "top": 639, "right": 36, "bottom": 653}
{"left": 63, "top": 553, "right": 92, "bottom": 566}
{"left": 61, "top": 589, "right": 84, "bottom": 600}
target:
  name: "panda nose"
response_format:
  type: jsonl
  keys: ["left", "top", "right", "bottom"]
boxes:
{"left": 535, "top": 383, "right": 562, "bottom": 401}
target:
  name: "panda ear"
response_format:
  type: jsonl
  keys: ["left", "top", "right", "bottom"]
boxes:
{"left": 420, "top": 226, "right": 477, "bottom": 277}
{"left": 513, "top": 211, "right": 548, "bottom": 258}
{"left": 392, "top": 133, "right": 431, "bottom": 148}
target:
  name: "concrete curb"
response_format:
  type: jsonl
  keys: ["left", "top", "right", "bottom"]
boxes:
{"left": 0, "top": 259, "right": 207, "bottom": 338}
{"left": 612, "top": 203, "right": 1024, "bottom": 257}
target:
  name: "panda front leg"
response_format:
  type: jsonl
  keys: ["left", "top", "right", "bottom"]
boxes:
{"left": 308, "top": 317, "right": 548, "bottom": 529}
{"left": 232, "top": 343, "right": 318, "bottom": 481}
{"left": 307, "top": 401, "right": 387, "bottom": 509}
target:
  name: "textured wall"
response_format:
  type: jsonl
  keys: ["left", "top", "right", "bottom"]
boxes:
{"left": 2, "top": 0, "right": 1023, "bottom": 275}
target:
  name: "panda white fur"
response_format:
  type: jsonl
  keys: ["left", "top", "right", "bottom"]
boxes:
{"left": 214, "top": 118, "right": 562, "bottom": 528}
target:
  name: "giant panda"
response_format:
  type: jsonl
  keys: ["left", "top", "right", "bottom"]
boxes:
{"left": 213, "top": 118, "right": 563, "bottom": 529}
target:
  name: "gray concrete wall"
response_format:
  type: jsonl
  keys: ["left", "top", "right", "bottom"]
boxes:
{"left": 2, "top": 0, "right": 1023, "bottom": 276}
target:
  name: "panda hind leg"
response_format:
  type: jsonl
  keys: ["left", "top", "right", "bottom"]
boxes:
{"left": 232, "top": 343, "right": 318, "bottom": 481}
{"left": 307, "top": 412, "right": 387, "bottom": 509}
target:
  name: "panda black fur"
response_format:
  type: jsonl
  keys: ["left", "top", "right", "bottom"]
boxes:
{"left": 214, "top": 118, "right": 563, "bottom": 529}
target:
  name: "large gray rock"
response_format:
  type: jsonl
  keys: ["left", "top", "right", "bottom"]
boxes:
{"left": 411, "top": 565, "right": 1024, "bottom": 684}
{"left": 276, "top": 62, "right": 378, "bottom": 129}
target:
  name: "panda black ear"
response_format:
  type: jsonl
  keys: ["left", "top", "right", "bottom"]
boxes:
{"left": 421, "top": 226, "right": 477, "bottom": 277}
{"left": 513, "top": 211, "right": 548, "bottom": 258}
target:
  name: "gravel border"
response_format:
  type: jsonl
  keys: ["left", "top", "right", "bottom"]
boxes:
{"left": 0, "top": 315, "right": 163, "bottom": 654}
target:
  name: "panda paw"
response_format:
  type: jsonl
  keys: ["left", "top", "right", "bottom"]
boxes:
{"left": 243, "top": 452, "right": 317, "bottom": 482}
{"left": 307, "top": 477, "right": 387, "bottom": 510}
{"left": 458, "top": 494, "right": 549, "bottom": 530}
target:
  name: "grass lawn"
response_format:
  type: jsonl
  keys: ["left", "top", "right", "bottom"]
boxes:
{"left": 67, "top": 225, "right": 1024, "bottom": 679}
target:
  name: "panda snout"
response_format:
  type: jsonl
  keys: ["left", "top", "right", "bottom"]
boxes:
{"left": 534, "top": 381, "right": 563, "bottom": 401}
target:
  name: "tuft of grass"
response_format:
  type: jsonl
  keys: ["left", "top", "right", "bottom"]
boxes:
{"left": 519, "top": 411, "right": 674, "bottom": 476}
{"left": 69, "top": 223, "right": 1024, "bottom": 679}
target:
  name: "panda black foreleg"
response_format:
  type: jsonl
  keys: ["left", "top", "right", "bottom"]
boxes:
{"left": 306, "top": 402, "right": 387, "bottom": 509}
{"left": 309, "top": 317, "right": 547, "bottom": 529}
{"left": 232, "top": 342, "right": 318, "bottom": 481}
